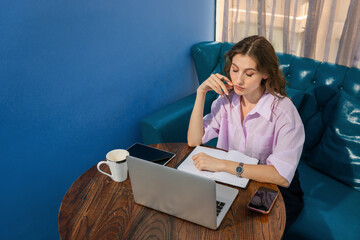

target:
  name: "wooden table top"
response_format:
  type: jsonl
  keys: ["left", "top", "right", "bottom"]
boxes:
{"left": 58, "top": 143, "right": 286, "bottom": 239}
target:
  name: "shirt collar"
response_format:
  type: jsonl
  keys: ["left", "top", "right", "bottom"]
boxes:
{"left": 231, "top": 91, "right": 275, "bottom": 121}
{"left": 231, "top": 92, "right": 240, "bottom": 108}
{"left": 251, "top": 91, "right": 274, "bottom": 121}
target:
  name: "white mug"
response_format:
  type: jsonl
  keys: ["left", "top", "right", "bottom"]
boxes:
{"left": 97, "top": 149, "right": 129, "bottom": 182}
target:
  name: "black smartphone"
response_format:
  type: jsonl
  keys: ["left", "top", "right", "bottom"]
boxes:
{"left": 127, "top": 143, "right": 176, "bottom": 165}
{"left": 247, "top": 187, "right": 279, "bottom": 214}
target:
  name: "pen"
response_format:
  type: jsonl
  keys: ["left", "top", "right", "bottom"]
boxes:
{"left": 221, "top": 77, "right": 232, "bottom": 102}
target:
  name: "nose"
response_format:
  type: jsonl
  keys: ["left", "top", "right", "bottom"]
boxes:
{"left": 234, "top": 72, "right": 245, "bottom": 85}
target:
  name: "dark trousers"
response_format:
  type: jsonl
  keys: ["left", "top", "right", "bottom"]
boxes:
{"left": 278, "top": 170, "right": 304, "bottom": 232}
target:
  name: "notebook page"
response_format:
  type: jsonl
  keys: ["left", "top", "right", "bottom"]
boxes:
{"left": 177, "top": 146, "right": 259, "bottom": 188}
{"left": 212, "top": 172, "right": 248, "bottom": 188}
{"left": 177, "top": 146, "right": 227, "bottom": 179}
{"left": 226, "top": 150, "right": 259, "bottom": 165}
{"left": 212, "top": 150, "right": 259, "bottom": 188}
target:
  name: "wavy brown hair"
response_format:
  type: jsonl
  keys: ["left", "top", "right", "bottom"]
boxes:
{"left": 223, "top": 35, "right": 288, "bottom": 99}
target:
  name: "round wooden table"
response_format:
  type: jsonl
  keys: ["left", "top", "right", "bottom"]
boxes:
{"left": 58, "top": 143, "right": 286, "bottom": 239}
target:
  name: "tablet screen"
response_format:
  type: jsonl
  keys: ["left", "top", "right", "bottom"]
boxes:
{"left": 127, "top": 143, "right": 176, "bottom": 165}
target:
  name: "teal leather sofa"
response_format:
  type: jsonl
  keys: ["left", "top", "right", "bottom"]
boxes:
{"left": 141, "top": 42, "right": 360, "bottom": 239}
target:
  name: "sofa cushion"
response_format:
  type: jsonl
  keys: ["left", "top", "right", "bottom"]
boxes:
{"left": 277, "top": 52, "right": 295, "bottom": 75}
{"left": 141, "top": 92, "right": 217, "bottom": 144}
{"left": 211, "top": 42, "right": 234, "bottom": 75}
{"left": 285, "top": 57, "right": 320, "bottom": 91}
{"left": 312, "top": 63, "right": 347, "bottom": 103}
{"left": 191, "top": 42, "right": 223, "bottom": 85}
{"left": 343, "top": 67, "right": 360, "bottom": 99}
{"left": 308, "top": 90, "right": 360, "bottom": 191}
{"left": 286, "top": 87, "right": 305, "bottom": 109}
{"left": 285, "top": 160, "right": 360, "bottom": 240}
{"left": 300, "top": 86, "right": 338, "bottom": 153}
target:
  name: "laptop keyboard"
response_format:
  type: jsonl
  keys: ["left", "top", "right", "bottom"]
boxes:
{"left": 216, "top": 201, "right": 226, "bottom": 216}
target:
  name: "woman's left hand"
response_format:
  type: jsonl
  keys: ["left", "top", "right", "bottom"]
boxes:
{"left": 192, "top": 152, "right": 225, "bottom": 172}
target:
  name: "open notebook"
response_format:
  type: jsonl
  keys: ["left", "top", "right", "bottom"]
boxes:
{"left": 177, "top": 146, "right": 259, "bottom": 188}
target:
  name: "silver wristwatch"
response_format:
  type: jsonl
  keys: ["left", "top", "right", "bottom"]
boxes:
{"left": 236, "top": 162, "right": 244, "bottom": 178}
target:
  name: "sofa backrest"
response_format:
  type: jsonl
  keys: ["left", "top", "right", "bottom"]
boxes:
{"left": 192, "top": 41, "right": 360, "bottom": 191}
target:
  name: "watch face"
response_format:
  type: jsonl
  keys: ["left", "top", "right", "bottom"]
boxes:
{"left": 236, "top": 166, "right": 243, "bottom": 173}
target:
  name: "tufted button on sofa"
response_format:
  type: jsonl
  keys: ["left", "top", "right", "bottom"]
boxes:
{"left": 141, "top": 42, "right": 360, "bottom": 239}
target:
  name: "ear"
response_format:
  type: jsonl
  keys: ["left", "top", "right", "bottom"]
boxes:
{"left": 262, "top": 74, "right": 269, "bottom": 80}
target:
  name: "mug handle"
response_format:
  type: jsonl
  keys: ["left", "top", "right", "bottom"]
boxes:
{"left": 97, "top": 161, "right": 112, "bottom": 178}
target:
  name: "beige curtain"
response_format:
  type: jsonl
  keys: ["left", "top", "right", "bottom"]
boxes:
{"left": 216, "top": 0, "right": 360, "bottom": 68}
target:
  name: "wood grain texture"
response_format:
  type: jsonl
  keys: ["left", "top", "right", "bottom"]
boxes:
{"left": 58, "top": 143, "right": 286, "bottom": 240}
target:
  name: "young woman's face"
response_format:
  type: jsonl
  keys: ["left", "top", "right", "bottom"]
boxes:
{"left": 230, "top": 54, "right": 268, "bottom": 97}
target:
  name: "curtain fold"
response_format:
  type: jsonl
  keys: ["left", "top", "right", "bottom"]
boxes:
{"left": 268, "top": 0, "right": 277, "bottom": 43}
{"left": 233, "top": 0, "right": 241, "bottom": 40}
{"left": 217, "top": 0, "right": 359, "bottom": 68}
{"left": 303, "top": 0, "right": 322, "bottom": 59}
{"left": 323, "top": 0, "right": 337, "bottom": 62}
{"left": 258, "top": 0, "right": 266, "bottom": 36}
{"left": 283, "top": 0, "right": 291, "bottom": 53}
{"left": 289, "top": 0, "right": 299, "bottom": 55}
{"left": 336, "top": 0, "right": 360, "bottom": 67}
{"left": 221, "top": 0, "right": 230, "bottom": 42}
{"left": 244, "top": 0, "right": 252, "bottom": 37}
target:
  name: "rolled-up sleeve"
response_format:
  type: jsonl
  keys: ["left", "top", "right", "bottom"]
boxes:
{"left": 202, "top": 96, "right": 224, "bottom": 144}
{"left": 266, "top": 111, "right": 305, "bottom": 185}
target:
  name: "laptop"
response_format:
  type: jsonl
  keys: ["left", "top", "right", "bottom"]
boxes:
{"left": 127, "top": 155, "right": 239, "bottom": 230}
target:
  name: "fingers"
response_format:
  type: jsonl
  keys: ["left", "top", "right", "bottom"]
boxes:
{"left": 192, "top": 152, "right": 208, "bottom": 160}
{"left": 213, "top": 74, "right": 230, "bottom": 96}
{"left": 207, "top": 79, "right": 224, "bottom": 96}
{"left": 193, "top": 158, "right": 201, "bottom": 170}
{"left": 207, "top": 74, "right": 233, "bottom": 96}
{"left": 192, "top": 152, "right": 206, "bottom": 170}
{"left": 216, "top": 74, "right": 233, "bottom": 87}
{"left": 193, "top": 160, "right": 205, "bottom": 171}
{"left": 220, "top": 77, "right": 234, "bottom": 90}
{"left": 192, "top": 153, "right": 219, "bottom": 172}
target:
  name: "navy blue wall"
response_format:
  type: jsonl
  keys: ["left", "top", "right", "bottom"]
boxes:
{"left": 0, "top": 0, "right": 214, "bottom": 239}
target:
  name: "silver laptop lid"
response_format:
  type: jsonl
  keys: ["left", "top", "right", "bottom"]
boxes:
{"left": 127, "top": 155, "right": 218, "bottom": 229}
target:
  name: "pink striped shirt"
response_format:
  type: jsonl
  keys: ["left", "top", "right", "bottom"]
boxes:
{"left": 202, "top": 91, "right": 305, "bottom": 184}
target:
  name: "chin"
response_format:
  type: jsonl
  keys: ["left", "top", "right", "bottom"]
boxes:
{"left": 234, "top": 89, "right": 246, "bottom": 95}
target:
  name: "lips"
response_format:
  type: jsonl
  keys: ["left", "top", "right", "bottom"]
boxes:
{"left": 235, "top": 85, "right": 244, "bottom": 91}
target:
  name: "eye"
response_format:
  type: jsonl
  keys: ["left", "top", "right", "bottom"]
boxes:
{"left": 231, "top": 66, "right": 239, "bottom": 73}
{"left": 246, "top": 73, "right": 254, "bottom": 77}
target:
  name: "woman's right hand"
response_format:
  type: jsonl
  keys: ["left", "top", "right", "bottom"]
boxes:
{"left": 197, "top": 73, "right": 233, "bottom": 96}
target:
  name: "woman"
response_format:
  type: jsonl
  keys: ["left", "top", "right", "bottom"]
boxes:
{"left": 187, "top": 35, "right": 305, "bottom": 229}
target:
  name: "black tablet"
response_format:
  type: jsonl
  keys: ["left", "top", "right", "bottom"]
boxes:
{"left": 127, "top": 143, "right": 176, "bottom": 165}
